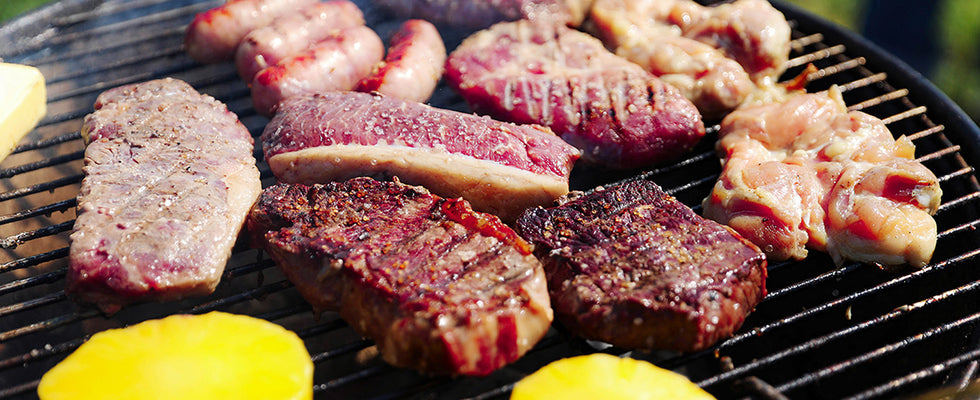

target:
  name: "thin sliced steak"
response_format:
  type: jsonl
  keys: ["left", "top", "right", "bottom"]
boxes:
{"left": 246, "top": 178, "right": 553, "bottom": 375}
{"left": 516, "top": 180, "right": 767, "bottom": 351}
{"left": 260, "top": 92, "right": 580, "bottom": 222}
{"left": 446, "top": 19, "right": 704, "bottom": 169}
{"left": 69, "top": 78, "right": 262, "bottom": 314}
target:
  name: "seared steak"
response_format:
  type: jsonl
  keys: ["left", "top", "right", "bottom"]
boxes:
{"left": 445, "top": 19, "right": 704, "bottom": 169}
{"left": 69, "top": 78, "right": 262, "bottom": 314}
{"left": 260, "top": 92, "right": 580, "bottom": 222}
{"left": 516, "top": 180, "right": 767, "bottom": 351}
{"left": 246, "top": 178, "right": 553, "bottom": 375}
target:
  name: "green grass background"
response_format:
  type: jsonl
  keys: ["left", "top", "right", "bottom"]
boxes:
{"left": 2, "top": 0, "right": 978, "bottom": 122}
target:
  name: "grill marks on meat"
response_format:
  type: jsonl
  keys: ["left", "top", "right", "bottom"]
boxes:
{"left": 234, "top": 0, "right": 366, "bottom": 82}
{"left": 184, "top": 0, "right": 318, "bottom": 63}
{"left": 246, "top": 178, "right": 553, "bottom": 375}
{"left": 356, "top": 19, "right": 446, "bottom": 103}
{"left": 69, "top": 78, "right": 262, "bottom": 314}
{"left": 516, "top": 180, "right": 767, "bottom": 351}
{"left": 589, "top": 0, "right": 791, "bottom": 118}
{"left": 250, "top": 25, "right": 384, "bottom": 116}
{"left": 373, "top": 0, "right": 594, "bottom": 29}
{"left": 702, "top": 88, "right": 942, "bottom": 268}
{"left": 261, "top": 92, "right": 580, "bottom": 222}
{"left": 446, "top": 19, "right": 704, "bottom": 169}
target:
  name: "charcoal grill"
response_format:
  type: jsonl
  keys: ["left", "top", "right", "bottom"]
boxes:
{"left": 1, "top": 0, "right": 979, "bottom": 398}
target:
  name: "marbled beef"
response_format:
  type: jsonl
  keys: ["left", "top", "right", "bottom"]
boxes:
{"left": 446, "top": 19, "right": 704, "bottom": 169}
{"left": 516, "top": 180, "right": 767, "bottom": 351}
{"left": 69, "top": 78, "right": 262, "bottom": 314}
{"left": 260, "top": 92, "right": 580, "bottom": 222}
{"left": 246, "top": 178, "right": 553, "bottom": 375}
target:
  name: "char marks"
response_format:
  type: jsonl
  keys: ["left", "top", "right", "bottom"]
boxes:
{"left": 516, "top": 180, "right": 767, "bottom": 351}
{"left": 247, "top": 178, "right": 553, "bottom": 375}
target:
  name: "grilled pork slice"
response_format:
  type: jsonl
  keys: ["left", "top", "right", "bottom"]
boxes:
{"left": 516, "top": 180, "right": 767, "bottom": 352}
{"left": 247, "top": 178, "right": 554, "bottom": 375}
{"left": 373, "top": 0, "right": 594, "bottom": 29}
{"left": 69, "top": 78, "right": 262, "bottom": 314}
{"left": 446, "top": 19, "right": 704, "bottom": 169}
{"left": 260, "top": 92, "right": 580, "bottom": 222}
{"left": 702, "top": 88, "right": 942, "bottom": 268}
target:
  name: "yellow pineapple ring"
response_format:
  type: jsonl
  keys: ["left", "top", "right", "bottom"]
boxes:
{"left": 511, "top": 353, "right": 716, "bottom": 400}
{"left": 38, "top": 312, "right": 313, "bottom": 400}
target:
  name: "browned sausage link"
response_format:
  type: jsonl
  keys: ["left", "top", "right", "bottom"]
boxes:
{"left": 356, "top": 20, "right": 446, "bottom": 103}
{"left": 235, "top": 0, "right": 366, "bottom": 81}
{"left": 184, "top": 0, "right": 318, "bottom": 64}
{"left": 250, "top": 25, "right": 385, "bottom": 116}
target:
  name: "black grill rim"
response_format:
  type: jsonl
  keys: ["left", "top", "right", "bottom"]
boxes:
{"left": 1, "top": 0, "right": 979, "bottom": 399}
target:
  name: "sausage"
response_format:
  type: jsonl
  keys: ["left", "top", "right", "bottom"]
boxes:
{"left": 356, "top": 20, "right": 446, "bottom": 103}
{"left": 234, "top": 0, "right": 366, "bottom": 82}
{"left": 184, "top": 0, "right": 318, "bottom": 64}
{"left": 250, "top": 25, "right": 385, "bottom": 116}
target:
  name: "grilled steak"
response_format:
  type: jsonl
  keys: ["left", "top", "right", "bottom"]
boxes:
{"left": 69, "top": 78, "right": 262, "bottom": 314}
{"left": 373, "top": 0, "right": 594, "bottom": 29}
{"left": 246, "top": 178, "right": 554, "bottom": 375}
{"left": 516, "top": 180, "right": 767, "bottom": 351}
{"left": 445, "top": 19, "right": 704, "bottom": 169}
{"left": 260, "top": 92, "right": 580, "bottom": 222}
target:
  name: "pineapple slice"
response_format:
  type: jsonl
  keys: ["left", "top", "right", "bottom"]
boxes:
{"left": 511, "top": 353, "right": 716, "bottom": 400}
{"left": 0, "top": 62, "right": 46, "bottom": 163}
{"left": 38, "top": 312, "right": 313, "bottom": 400}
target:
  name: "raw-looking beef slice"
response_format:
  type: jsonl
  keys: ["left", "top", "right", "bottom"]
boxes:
{"left": 70, "top": 78, "right": 262, "bottom": 314}
{"left": 516, "top": 179, "right": 767, "bottom": 351}
{"left": 235, "top": 0, "right": 366, "bottom": 82}
{"left": 373, "top": 0, "right": 594, "bottom": 29}
{"left": 446, "top": 19, "right": 705, "bottom": 169}
{"left": 246, "top": 178, "right": 554, "bottom": 375}
{"left": 260, "top": 92, "right": 580, "bottom": 222}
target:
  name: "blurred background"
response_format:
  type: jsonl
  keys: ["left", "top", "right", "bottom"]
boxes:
{"left": 2, "top": 0, "right": 978, "bottom": 122}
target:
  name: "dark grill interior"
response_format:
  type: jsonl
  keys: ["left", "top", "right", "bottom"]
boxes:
{"left": 1, "top": 0, "right": 979, "bottom": 399}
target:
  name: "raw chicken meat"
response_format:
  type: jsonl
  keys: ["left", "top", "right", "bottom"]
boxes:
{"left": 589, "top": 0, "right": 791, "bottom": 118}
{"left": 702, "top": 87, "right": 942, "bottom": 268}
